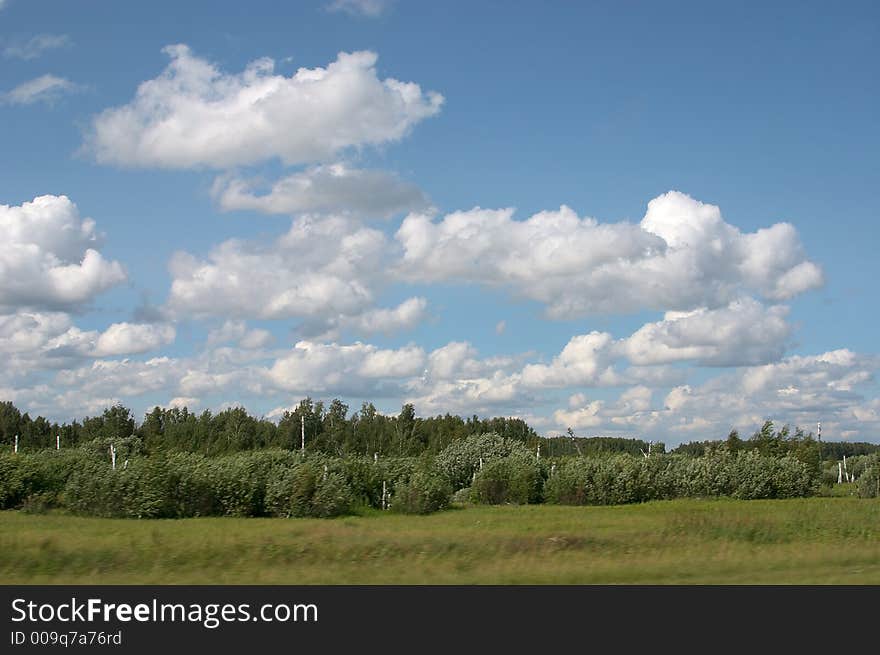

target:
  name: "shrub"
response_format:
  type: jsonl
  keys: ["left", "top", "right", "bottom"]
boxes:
{"left": 23, "top": 449, "right": 97, "bottom": 507}
{"left": 544, "top": 451, "right": 816, "bottom": 505}
{"left": 543, "top": 459, "right": 591, "bottom": 505}
{"left": 391, "top": 468, "right": 452, "bottom": 514}
{"left": 730, "top": 451, "right": 816, "bottom": 500}
{"left": 333, "top": 456, "right": 418, "bottom": 509}
{"left": 0, "top": 454, "right": 29, "bottom": 509}
{"left": 857, "top": 458, "right": 879, "bottom": 498}
{"left": 309, "top": 473, "right": 355, "bottom": 518}
{"left": 204, "top": 451, "right": 296, "bottom": 517}
{"left": 542, "top": 456, "right": 645, "bottom": 506}
{"left": 63, "top": 458, "right": 166, "bottom": 518}
{"left": 266, "top": 463, "right": 354, "bottom": 518}
{"left": 159, "top": 452, "right": 218, "bottom": 517}
{"left": 470, "top": 456, "right": 542, "bottom": 505}
{"left": 435, "top": 433, "right": 531, "bottom": 490}
{"left": 681, "top": 450, "right": 736, "bottom": 498}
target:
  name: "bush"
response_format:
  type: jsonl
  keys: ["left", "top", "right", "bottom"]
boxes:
{"left": 857, "top": 459, "right": 879, "bottom": 498}
{"left": 435, "top": 433, "right": 531, "bottom": 490}
{"left": 543, "top": 460, "right": 590, "bottom": 505}
{"left": 543, "top": 456, "right": 649, "bottom": 505}
{"left": 266, "top": 463, "right": 354, "bottom": 518}
{"left": 159, "top": 452, "right": 218, "bottom": 517}
{"left": 543, "top": 451, "right": 816, "bottom": 505}
{"left": 391, "top": 468, "right": 452, "bottom": 514}
{"left": 730, "top": 451, "right": 816, "bottom": 500}
{"left": 470, "top": 456, "right": 542, "bottom": 505}
{"left": 25, "top": 449, "right": 105, "bottom": 508}
{"left": 205, "top": 450, "right": 297, "bottom": 517}
{"left": 0, "top": 455, "right": 29, "bottom": 509}
{"left": 310, "top": 473, "right": 355, "bottom": 518}
{"left": 333, "top": 456, "right": 417, "bottom": 509}
{"left": 64, "top": 458, "right": 168, "bottom": 518}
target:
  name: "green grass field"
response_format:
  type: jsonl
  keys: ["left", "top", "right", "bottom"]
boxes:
{"left": 2, "top": 498, "right": 879, "bottom": 584}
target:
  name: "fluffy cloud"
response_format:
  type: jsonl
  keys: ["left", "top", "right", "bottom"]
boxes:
{"left": 618, "top": 298, "right": 791, "bottom": 366}
{"left": 402, "top": 295, "right": 818, "bottom": 427}
{"left": 403, "top": 342, "right": 539, "bottom": 415}
{"left": 0, "top": 311, "right": 177, "bottom": 379}
{"left": 656, "top": 350, "right": 878, "bottom": 437}
{"left": 213, "top": 164, "right": 428, "bottom": 218}
{"left": 427, "top": 341, "right": 479, "bottom": 380}
{"left": 0, "top": 312, "right": 94, "bottom": 375}
{"left": 553, "top": 349, "right": 880, "bottom": 444}
{"left": 3, "top": 34, "right": 71, "bottom": 60}
{"left": 167, "top": 396, "right": 200, "bottom": 410}
{"left": 168, "top": 214, "right": 388, "bottom": 320}
{"left": 548, "top": 348, "right": 878, "bottom": 442}
{"left": 516, "top": 298, "right": 793, "bottom": 390}
{"left": 267, "top": 340, "right": 425, "bottom": 394}
{"left": 92, "top": 322, "right": 176, "bottom": 357}
{"left": 167, "top": 214, "right": 426, "bottom": 337}
{"left": 238, "top": 328, "right": 274, "bottom": 350}
{"left": 54, "top": 357, "right": 182, "bottom": 401}
{"left": 4, "top": 319, "right": 877, "bottom": 444}
{"left": 521, "top": 332, "right": 621, "bottom": 388}
{"left": 86, "top": 46, "right": 442, "bottom": 169}
{"left": 2, "top": 74, "right": 77, "bottom": 105}
{"left": 348, "top": 297, "right": 427, "bottom": 335}
{"left": 405, "top": 373, "right": 533, "bottom": 416}
{"left": 206, "top": 320, "right": 275, "bottom": 350}
{"left": 553, "top": 399, "right": 604, "bottom": 430}
{"left": 396, "top": 192, "right": 823, "bottom": 318}
{"left": 302, "top": 297, "right": 428, "bottom": 340}
{"left": 0, "top": 195, "right": 126, "bottom": 312}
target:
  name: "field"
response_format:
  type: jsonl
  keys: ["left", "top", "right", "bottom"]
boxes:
{"left": 3, "top": 497, "right": 880, "bottom": 584}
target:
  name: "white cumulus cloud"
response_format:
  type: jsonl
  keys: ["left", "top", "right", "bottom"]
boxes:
{"left": 167, "top": 214, "right": 389, "bottom": 321}
{"left": 212, "top": 163, "right": 428, "bottom": 218}
{"left": 395, "top": 191, "right": 823, "bottom": 318}
{"left": 86, "top": 46, "right": 442, "bottom": 169}
{"left": 267, "top": 340, "right": 425, "bottom": 394}
{"left": 0, "top": 312, "right": 175, "bottom": 374}
{"left": 92, "top": 322, "right": 176, "bottom": 358}
{"left": 618, "top": 298, "right": 792, "bottom": 366}
{"left": 167, "top": 214, "right": 426, "bottom": 338}
{"left": 0, "top": 195, "right": 126, "bottom": 312}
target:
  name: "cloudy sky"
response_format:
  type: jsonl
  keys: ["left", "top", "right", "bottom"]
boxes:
{"left": 1, "top": 0, "right": 878, "bottom": 444}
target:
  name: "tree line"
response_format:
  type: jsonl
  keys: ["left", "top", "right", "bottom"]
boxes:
{"left": 668, "top": 420, "right": 879, "bottom": 465}
{"left": 1, "top": 400, "right": 874, "bottom": 463}
{"left": 0, "top": 399, "right": 541, "bottom": 457}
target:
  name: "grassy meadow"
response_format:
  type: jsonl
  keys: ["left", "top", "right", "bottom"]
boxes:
{"left": 2, "top": 497, "right": 880, "bottom": 584}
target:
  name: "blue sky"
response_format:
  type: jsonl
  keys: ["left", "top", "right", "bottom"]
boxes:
{"left": 1, "top": 0, "right": 878, "bottom": 444}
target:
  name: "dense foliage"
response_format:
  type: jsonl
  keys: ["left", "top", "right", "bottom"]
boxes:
{"left": 391, "top": 468, "right": 453, "bottom": 514}
{"left": 543, "top": 450, "right": 817, "bottom": 504}
{"left": 0, "top": 401, "right": 873, "bottom": 518}
{"left": 0, "top": 400, "right": 541, "bottom": 458}
{"left": 434, "top": 433, "right": 532, "bottom": 489}
{"left": 469, "top": 455, "right": 544, "bottom": 505}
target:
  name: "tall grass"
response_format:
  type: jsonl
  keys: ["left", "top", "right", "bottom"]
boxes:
{"left": 2, "top": 498, "right": 879, "bottom": 584}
